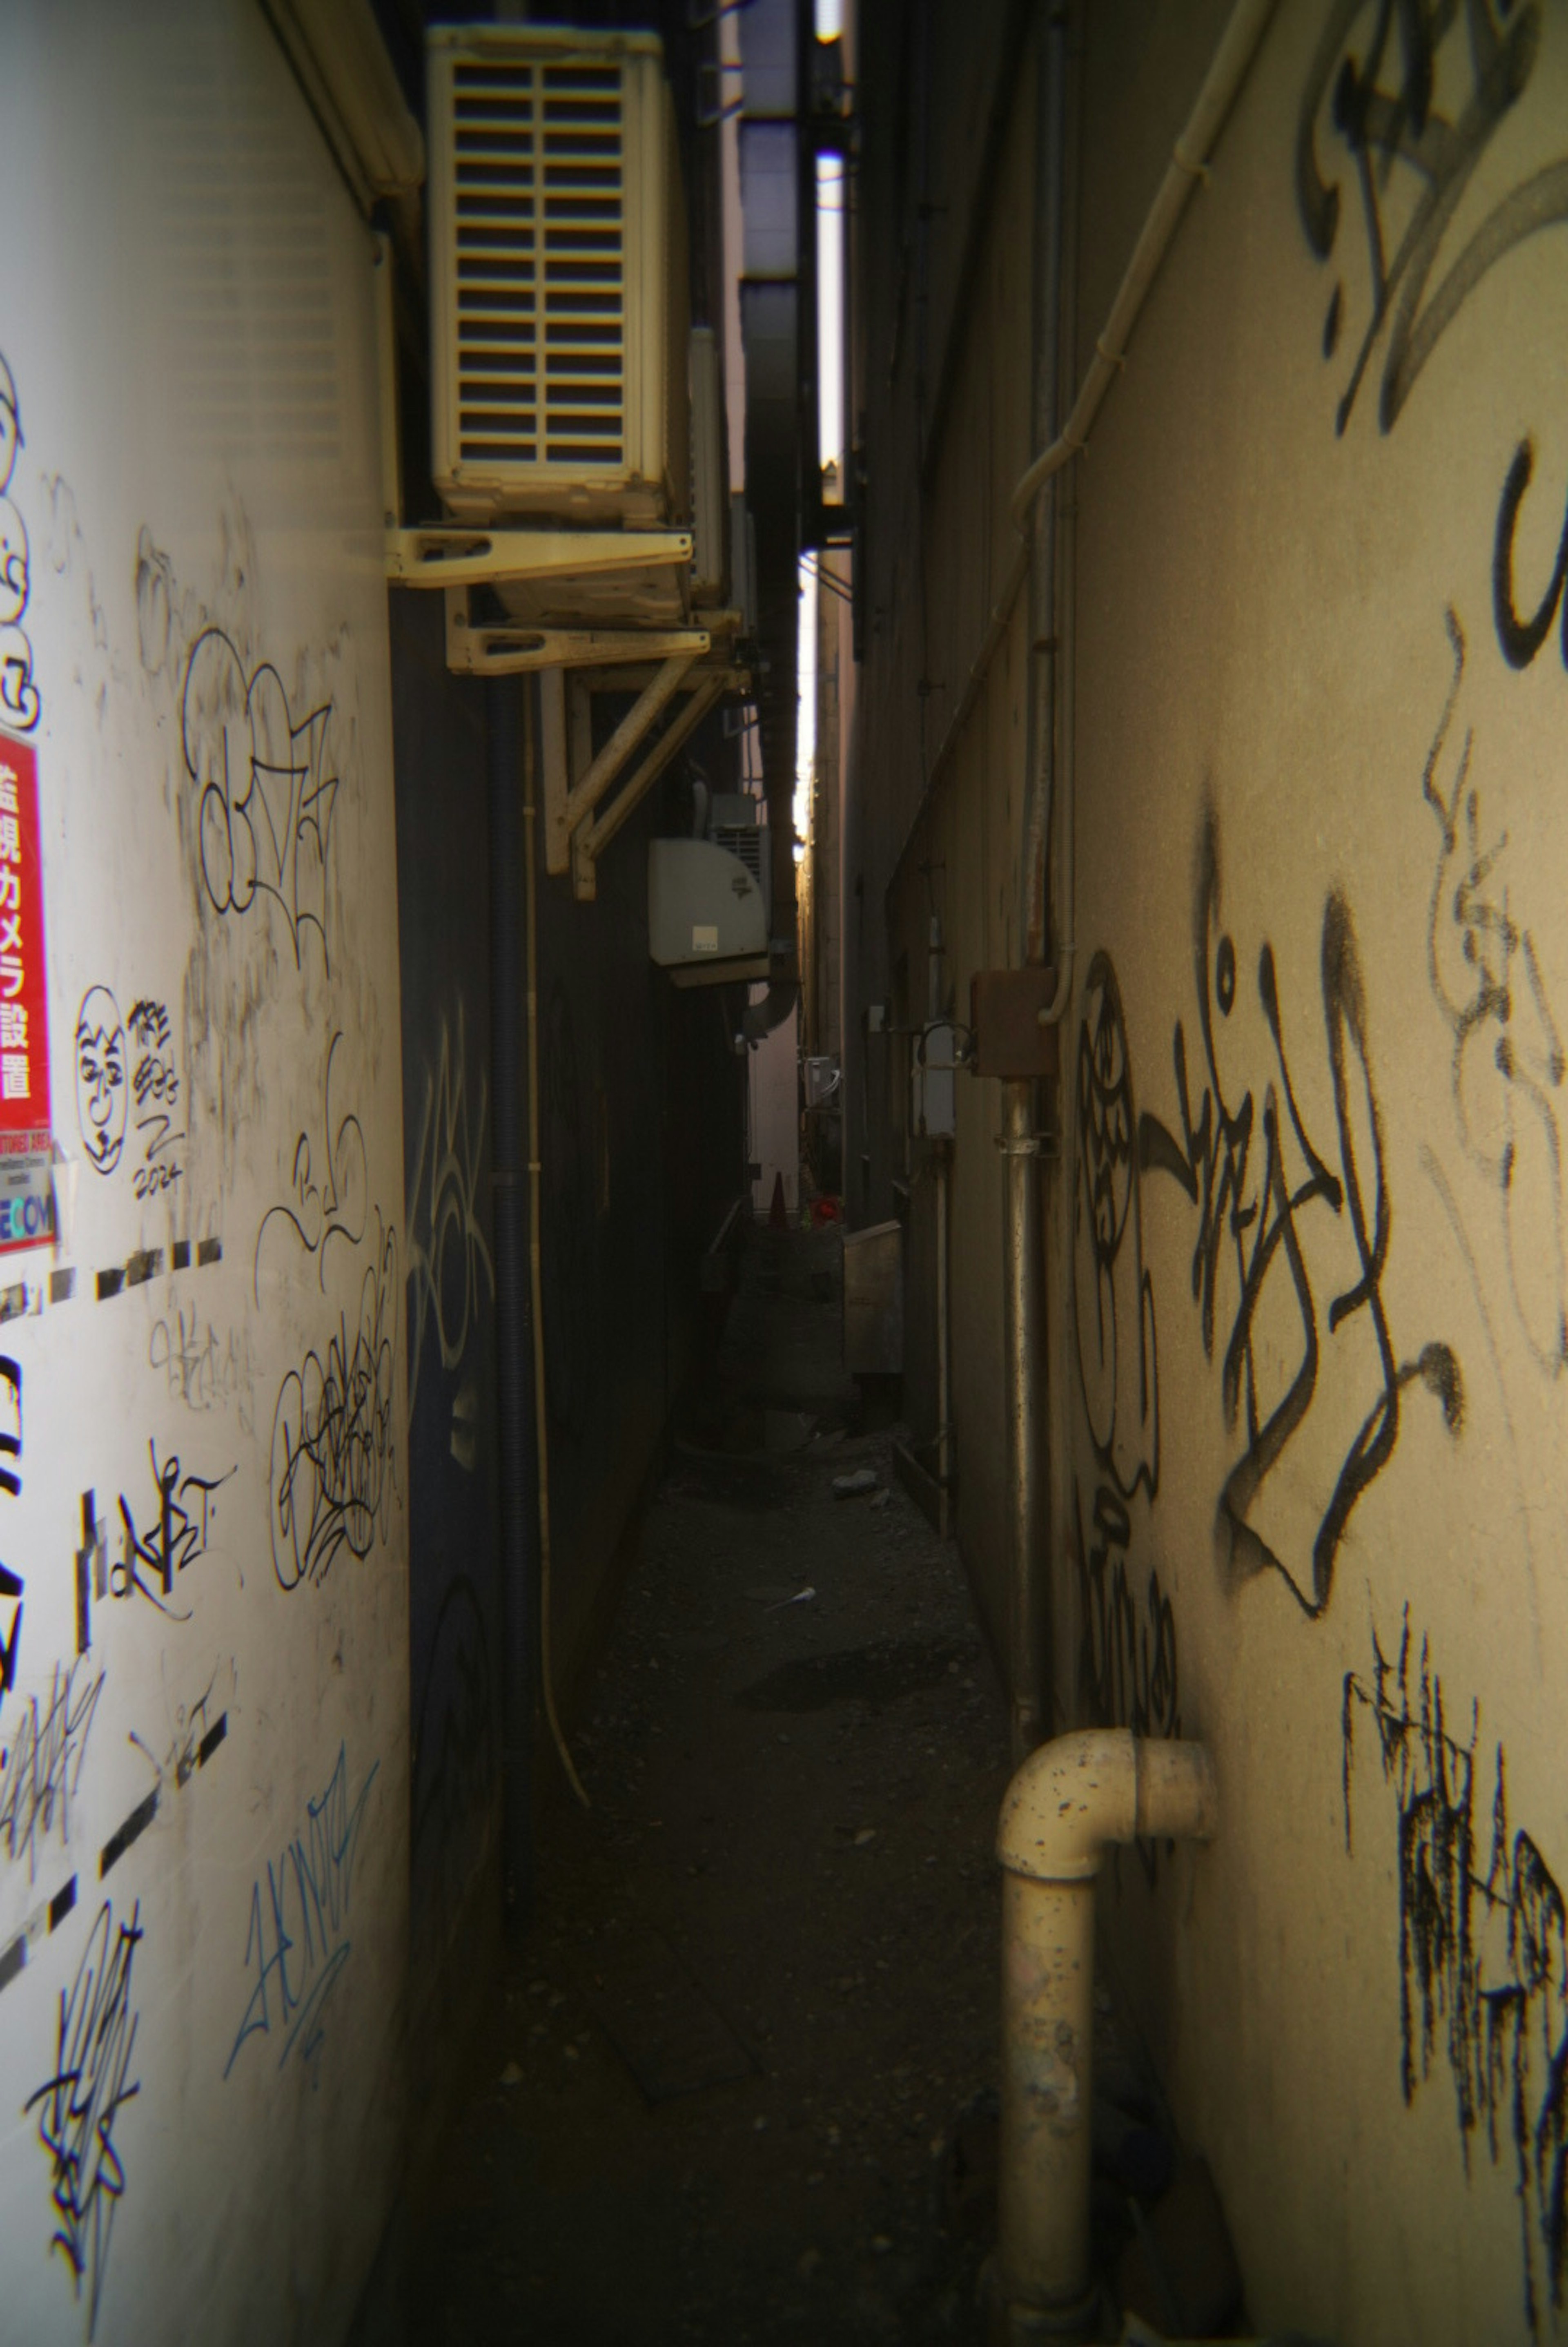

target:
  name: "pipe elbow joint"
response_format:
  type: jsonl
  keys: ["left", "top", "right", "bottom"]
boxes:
{"left": 996, "top": 1727, "right": 1216, "bottom": 1883}
{"left": 739, "top": 983, "right": 796, "bottom": 1045}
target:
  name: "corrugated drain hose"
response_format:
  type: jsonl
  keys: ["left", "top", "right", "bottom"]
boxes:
{"left": 523, "top": 711, "right": 590, "bottom": 1811}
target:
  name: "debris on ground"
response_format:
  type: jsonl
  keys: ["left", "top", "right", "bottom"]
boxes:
{"left": 402, "top": 1220, "right": 1011, "bottom": 2344}
{"left": 402, "top": 1217, "right": 1268, "bottom": 2343}
{"left": 832, "top": 1466, "right": 880, "bottom": 1498}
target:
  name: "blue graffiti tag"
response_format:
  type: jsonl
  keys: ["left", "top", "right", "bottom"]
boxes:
{"left": 223, "top": 1742, "right": 378, "bottom": 2083}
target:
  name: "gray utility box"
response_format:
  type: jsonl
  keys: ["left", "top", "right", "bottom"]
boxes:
{"left": 804, "top": 1055, "right": 840, "bottom": 1107}
{"left": 911, "top": 1021, "right": 958, "bottom": 1138}
{"left": 843, "top": 1219, "right": 903, "bottom": 1375}
{"left": 648, "top": 837, "right": 768, "bottom": 982}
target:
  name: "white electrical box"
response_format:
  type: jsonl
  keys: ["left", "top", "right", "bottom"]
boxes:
{"left": 427, "top": 24, "right": 690, "bottom": 525}
{"left": 649, "top": 838, "right": 768, "bottom": 979}
{"left": 912, "top": 1022, "right": 958, "bottom": 1138}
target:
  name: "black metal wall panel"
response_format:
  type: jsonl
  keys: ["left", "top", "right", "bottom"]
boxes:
{"left": 390, "top": 590, "right": 503, "bottom": 2028}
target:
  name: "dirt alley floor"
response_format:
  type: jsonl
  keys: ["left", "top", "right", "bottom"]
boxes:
{"left": 405, "top": 1222, "right": 1013, "bottom": 2344}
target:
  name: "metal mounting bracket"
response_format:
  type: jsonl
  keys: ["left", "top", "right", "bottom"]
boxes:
{"left": 544, "top": 669, "right": 733, "bottom": 903}
{"left": 443, "top": 587, "right": 713, "bottom": 677}
{"left": 387, "top": 524, "right": 695, "bottom": 591}
{"left": 389, "top": 535, "right": 748, "bottom": 902}
{"left": 543, "top": 653, "right": 697, "bottom": 874}
{"left": 373, "top": 250, "right": 750, "bottom": 901}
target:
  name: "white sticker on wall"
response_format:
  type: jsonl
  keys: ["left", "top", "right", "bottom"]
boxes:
{"left": 692, "top": 924, "right": 719, "bottom": 953}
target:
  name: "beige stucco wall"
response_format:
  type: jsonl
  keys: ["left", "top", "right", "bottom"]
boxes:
{"left": 879, "top": 26, "right": 1036, "bottom": 1649}
{"left": 1058, "top": 4, "right": 1568, "bottom": 2340}
{"left": 863, "top": 0, "right": 1568, "bottom": 2337}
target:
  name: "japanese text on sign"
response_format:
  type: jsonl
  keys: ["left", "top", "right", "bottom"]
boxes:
{"left": 0, "top": 734, "right": 51, "bottom": 1156}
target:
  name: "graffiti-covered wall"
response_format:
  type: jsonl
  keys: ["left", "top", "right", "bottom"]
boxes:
{"left": 856, "top": 0, "right": 1568, "bottom": 2337}
{"left": 0, "top": 5, "right": 407, "bottom": 2342}
{"left": 1065, "top": 2, "right": 1568, "bottom": 2338}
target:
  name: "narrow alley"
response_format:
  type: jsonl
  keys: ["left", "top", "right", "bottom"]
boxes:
{"left": 401, "top": 1223, "right": 1013, "bottom": 2344}
{"left": 3, "top": 2, "right": 1566, "bottom": 2342}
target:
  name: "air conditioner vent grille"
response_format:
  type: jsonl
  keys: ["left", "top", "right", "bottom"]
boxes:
{"left": 448, "top": 54, "right": 629, "bottom": 470}
{"left": 712, "top": 825, "right": 764, "bottom": 886}
{"left": 431, "top": 27, "right": 687, "bottom": 524}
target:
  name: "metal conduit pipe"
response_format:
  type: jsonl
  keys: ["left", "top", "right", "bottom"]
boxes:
{"left": 1020, "top": 4, "right": 1067, "bottom": 978}
{"left": 887, "top": 0, "right": 1279, "bottom": 938}
{"left": 1001, "top": 6, "right": 1069, "bottom": 1765}
{"left": 522, "top": 703, "right": 590, "bottom": 1812}
{"left": 935, "top": 1143, "right": 952, "bottom": 1515}
{"left": 993, "top": 1731, "right": 1218, "bottom": 2341}
{"left": 1001, "top": 1082, "right": 1045, "bottom": 1760}
{"left": 1009, "top": 0, "right": 1279, "bottom": 533}
{"left": 1021, "top": 0, "right": 1278, "bottom": 1032}
{"left": 939, "top": 3, "right": 1276, "bottom": 1765}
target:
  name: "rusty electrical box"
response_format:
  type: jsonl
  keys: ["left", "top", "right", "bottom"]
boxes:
{"left": 969, "top": 967, "right": 1061, "bottom": 1079}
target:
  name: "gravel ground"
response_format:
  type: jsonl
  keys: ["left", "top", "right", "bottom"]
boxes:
{"left": 402, "top": 1224, "right": 1013, "bottom": 2344}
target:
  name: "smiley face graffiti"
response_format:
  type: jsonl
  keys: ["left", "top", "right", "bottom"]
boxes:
{"left": 76, "top": 986, "right": 126, "bottom": 1174}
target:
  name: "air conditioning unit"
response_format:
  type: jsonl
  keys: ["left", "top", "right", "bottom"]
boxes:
{"left": 649, "top": 837, "right": 770, "bottom": 984}
{"left": 427, "top": 25, "right": 690, "bottom": 527}
{"left": 710, "top": 794, "right": 770, "bottom": 901}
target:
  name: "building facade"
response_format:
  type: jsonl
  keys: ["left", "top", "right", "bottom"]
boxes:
{"left": 847, "top": 2, "right": 1568, "bottom": 2338}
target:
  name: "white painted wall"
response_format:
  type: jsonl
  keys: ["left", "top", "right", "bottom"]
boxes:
{"left": 0, "top": 5, "right": 406, "bottom": 2342}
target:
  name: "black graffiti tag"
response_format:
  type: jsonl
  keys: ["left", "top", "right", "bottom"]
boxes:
{"left": 182, "top": 626, "right": 337, "bottom": 970}
{"left": 1139, "top": 814, "right": 1462, "bottom": 1617}
{"left": 0, "top": 348, "right": 40, "bottom": 731}
{"left": 1074, "top": 953, "right": 1159, "bottom": 1505}
{"left": 269, "top": 1222, "right": 398, "bottom": 1593}
{"left": 1073, "top": 1484, "right": 1179, "bottom": 1769}
{"left": 25, "top": 1899, "right": 143, "bottom": 2340}
{"left": 1494, "top": 439, "right": 1568, "bottom": 678}
{"left": 113, "top": 1442, "right": 234, "bottom": 1624}
{"left": 1296, "top": 0, "right": 1568, "bottom": 435}
{"left": 1071, "top": 955, "right": 1181, "bottom": 1880}
{"left": 0, "top": 1656, "right": 105, "bottom": 1880}
{"left": 253, "top": 1029, "right": 368, "bottom": 1300}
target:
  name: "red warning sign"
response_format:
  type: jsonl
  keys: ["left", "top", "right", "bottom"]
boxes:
{"left": 0, "top": 732, "right": 51, "bottom": 1157}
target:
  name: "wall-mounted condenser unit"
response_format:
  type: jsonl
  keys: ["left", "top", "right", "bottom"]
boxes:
{"left": 427, "top": 24, "right": 690, "bottom": 526}
{"left": 649, "top": 830, "right": 771, "bottom": 986}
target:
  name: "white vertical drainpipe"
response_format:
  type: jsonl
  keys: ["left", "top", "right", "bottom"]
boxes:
{"left": 994, "top": 1730, "right": 1218, "bottom": 2340}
